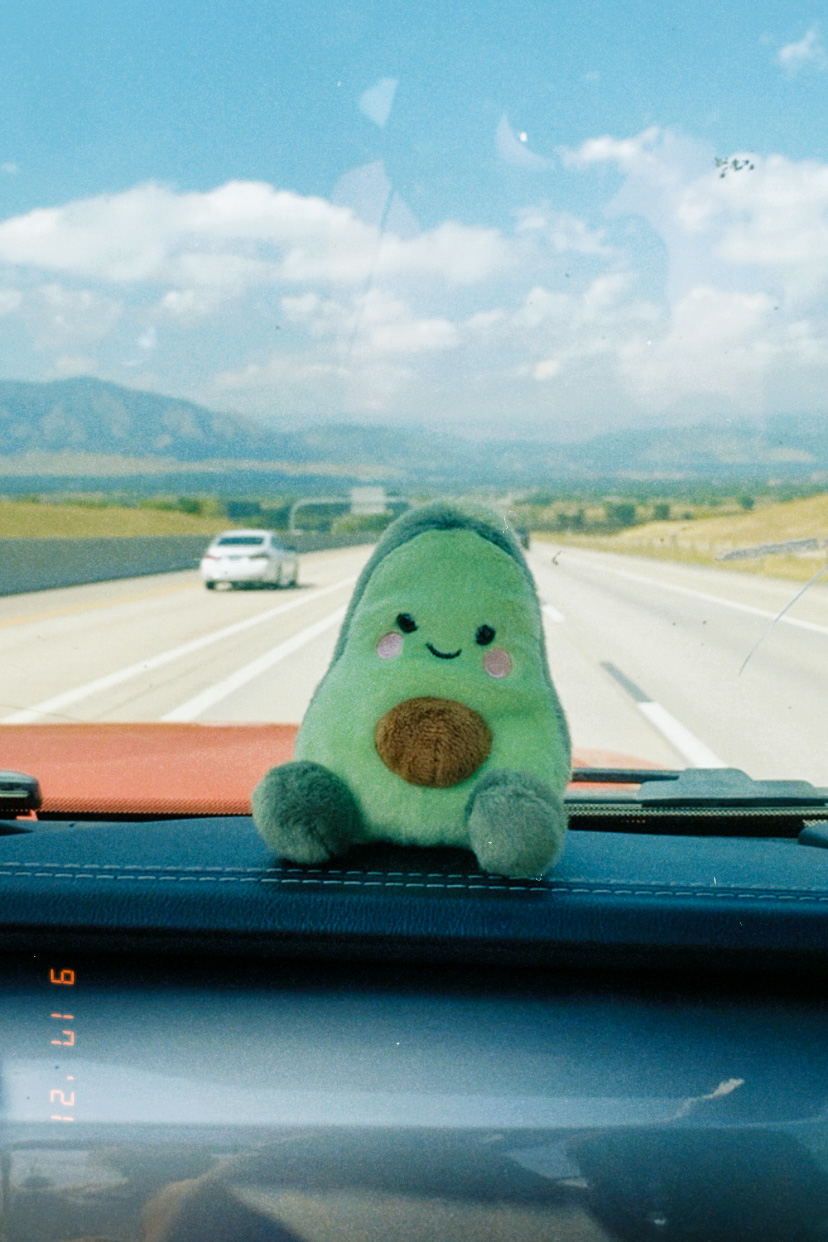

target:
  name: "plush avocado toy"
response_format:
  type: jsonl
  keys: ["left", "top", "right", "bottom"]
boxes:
{"left": 252, "top": 501, "right": 571, "bottom": 877}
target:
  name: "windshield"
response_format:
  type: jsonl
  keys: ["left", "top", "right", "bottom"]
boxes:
{"left": 0, "top": 1, "right": 827, "bottom": 785}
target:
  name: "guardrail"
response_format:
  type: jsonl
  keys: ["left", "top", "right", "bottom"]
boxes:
{"left": 716, "top": 537, "right": 823, "bottom": 561}
{"left": 0, "top": 532, "right": 374, "bottom": 597}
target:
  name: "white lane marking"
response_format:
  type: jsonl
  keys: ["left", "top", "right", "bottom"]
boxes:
{"left": 637, "top": 702, "right": 727, "bottom": 768}
{"left": 542, "top": 602, "right": 565, "bottom": 623}
{"left": 563, "top": 555, "right": 828, "bottom": 636}
{"left": 162, "top": 606, "right": 346, "bottom": 722}
{"left": 2, "top": 579, "right": 355, "bottom": 724}
{"left": 601, "top": 660, "right": 726, "bottom": 768}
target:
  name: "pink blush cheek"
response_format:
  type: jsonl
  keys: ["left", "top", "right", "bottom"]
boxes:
{"left": 484, "top": 647, "right": 512, "bottom": 679}
{"left": 377, "top": 631, "right": 403, "bottom": 659}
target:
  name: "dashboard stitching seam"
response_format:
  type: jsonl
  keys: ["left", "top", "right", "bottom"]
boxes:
{"left": 2, "top": 868, "right": 828, "bottom": 901}
{"left": 5, "top": 857, "right": 821, "bottom": 892}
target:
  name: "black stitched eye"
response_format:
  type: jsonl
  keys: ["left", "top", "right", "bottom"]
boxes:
{"left": 475, "top": 624, "right": 496, "bottom": 646}
{"left": 396, "top": 612, "right": 418, "bottom": 633}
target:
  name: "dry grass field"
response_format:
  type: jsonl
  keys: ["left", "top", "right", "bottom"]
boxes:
{"left": 0, "top": 500, "right": 229, "bottom": 538}
{"left": 536, "top": 493, "right": 828, "bottom": 582}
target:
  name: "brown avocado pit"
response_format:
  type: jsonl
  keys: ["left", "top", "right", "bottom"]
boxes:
{"left": 374, "top": 696, "right": 492, "bottom": 788}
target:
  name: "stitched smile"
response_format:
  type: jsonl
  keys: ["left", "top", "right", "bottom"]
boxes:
{"left": 426, "top": 642, "right": 461, "bottom": 659}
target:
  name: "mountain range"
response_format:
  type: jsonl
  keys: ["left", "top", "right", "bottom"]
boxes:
{"left": 0, "top": 376, "right": 827, "bottom": 490}
{"left": 0, "top": 376, "right": 291, "bottom": 462}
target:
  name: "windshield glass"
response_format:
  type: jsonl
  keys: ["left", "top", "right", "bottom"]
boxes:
{"left": 0, "top": 0, "right": 826, "bottom": 784}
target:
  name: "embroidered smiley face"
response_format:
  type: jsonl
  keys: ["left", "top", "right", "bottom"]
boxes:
{"left": 376, "top": 611, "right": 512, "bottom": 677}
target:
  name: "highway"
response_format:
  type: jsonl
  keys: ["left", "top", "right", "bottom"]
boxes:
{"left": 1, "top": 541, "right": 828, "bottom": 783}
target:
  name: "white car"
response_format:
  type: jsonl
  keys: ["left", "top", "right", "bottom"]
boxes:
{"left": 200, "top": 530, "right": 299, "bottom": 590}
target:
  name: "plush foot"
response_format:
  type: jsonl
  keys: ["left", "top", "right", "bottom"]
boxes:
{"left": 252, "top": 760, "right": 362, "bottom": 864}
{"left": 465, "top": 770, "right": 567, "bottom": 878}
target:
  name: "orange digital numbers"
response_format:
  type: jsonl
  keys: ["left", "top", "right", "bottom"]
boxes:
{"left": 48, "top": 972, "right": 78, "bottom": 1123}
{"left": 49, "top": 1014, "right": 75, "bottom": 1046}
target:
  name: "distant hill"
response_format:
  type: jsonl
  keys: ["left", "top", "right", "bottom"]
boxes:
{"left": 560, "top": 416, "right": 826, "bottom": 478}
{"left": 0, "top": 376, "right": 827, "bottom": 488}
{"left": 0, "top": 376, "right": 295, "bottom": 462}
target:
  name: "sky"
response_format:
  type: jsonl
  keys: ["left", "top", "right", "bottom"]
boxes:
{"left": 0, "top": 0, "right": 827, "bottom": 438}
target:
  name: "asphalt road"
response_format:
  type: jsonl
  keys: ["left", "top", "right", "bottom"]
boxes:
{"left": 2, "top": 541, "right": 827, "bottom": 783}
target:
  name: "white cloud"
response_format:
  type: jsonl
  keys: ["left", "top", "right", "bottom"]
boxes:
{"left": 215, "top": 354, "right": 346, "bottom": 392}
{"left": 368, "top": 314, "right": 458, "bottom": 355}
{"left": 514, "top": 286, "right": 571, "bottom": 329}
{"left": 0, "top": 181, "right": 507, "bottom": 292}
{"left": 778, "top": 27, "right": 825, "bottom": 73}
{"left": 563, "top": 126, "right": 662, "bottom": 171}
{"left": 464, "top": 278, "right": 661, "bottom": 400}
{"left": 54, "top": 354, "right": 96, "bottom": 376}
{"left": 676, "top": 152, "right": 828, "bottom": 303}
{"left": 381, "top": 221, "right": 509, "bottom": 284}
{"left": 514, "top": 205, "right": 610, "bottom": 254}
{"left": 533, "top": 358, "right": 561, "bottom": 380}
{"left": 2, "top": 146, "right": 828, "bottom": 429}
{"left": 1, "top": 162, "right": 18, "bottom": 176}
{"left": 0, "top": 182, "right": 371, "bottom": 285}
{"left": 158, "top": 288, "right": 218, "bottom": 318}
{"left": 18, "top": 283, "right": 123, "bottom": 351}
{"left": 565, "top": 128, "right": 713, "bottom": 224}
{"left": 619, "top": 286, "right": 775, "bottom": 410}
{"left": 282, "top": 288, "right": 459, "bottom": 357}
{"left": 563, "top": 127, "right": 828, "bottom": 309}
{"left": 581, "top": 272, "right": 631, "bottom": 318}
{"left": 0, "top": 288, "right": 22, "bottom": 314}
{"left": 213, "top": 349, "right": 412, "bottom": 417}
{"left": 218, "top": 287, "right": 464, "bottom": 415}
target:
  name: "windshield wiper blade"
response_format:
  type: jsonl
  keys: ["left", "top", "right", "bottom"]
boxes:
{"left": 569, "top": 767, "right": 828, "bottom": 808}
{"left": 570, "top": 768, "right": 683, "bottom": 786}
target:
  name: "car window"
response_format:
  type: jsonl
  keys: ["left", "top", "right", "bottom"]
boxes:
{"left": 0, "top": 0, "right": 825, "bottom": 784}
{"left": 3, "top": 15, "right": 828, "bottom": 1238}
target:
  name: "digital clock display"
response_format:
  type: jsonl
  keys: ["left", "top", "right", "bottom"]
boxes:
{"left": 4, "top": 958, "right": 689, "bottom": 1132}
{"left": 0, "top": 954, "right": 826, "bottom": 1242}
{"left": 48, "top": 967, "right": 76, "bottom": 1124}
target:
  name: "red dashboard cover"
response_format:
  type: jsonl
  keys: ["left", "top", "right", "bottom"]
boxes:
{"left": 0, "top": 723, "right": 651, "bottom": 817}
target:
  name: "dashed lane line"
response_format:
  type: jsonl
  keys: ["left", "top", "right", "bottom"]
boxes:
{"left": 162, "top": 605, "right": 347, "bottom": 721}
{"left": 562, "top": 554, "right": 828, "bottom": 637}
{"left": 601, "top": 661, "right": 726, "bottom": 768}
{"left": 2, "top": 577, "right": 355, "bottom": 724}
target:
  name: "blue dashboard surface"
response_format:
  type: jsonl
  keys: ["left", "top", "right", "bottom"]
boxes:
{"left": 3, "top": 946, "right": 828, "bottom": 1241}
{"left": 1, "top": 815, "right": 827, "bottom": 970}
{"left": 1, "top": 938, "right": 828, "bottom": 1242}
{"left": 3, "top": 819, "right": 828, "bottom": 1239}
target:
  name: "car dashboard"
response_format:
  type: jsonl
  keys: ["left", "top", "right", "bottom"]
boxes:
{"left": 2, "top": 727, "right": 828, "bottom": 1240}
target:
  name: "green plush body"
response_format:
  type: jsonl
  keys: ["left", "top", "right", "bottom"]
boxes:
{"left": 252, "top": 502, "right": 571, "bottom": 877}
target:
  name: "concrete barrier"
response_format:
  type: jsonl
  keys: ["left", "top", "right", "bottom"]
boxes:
{"left": 284, "top": 531, "right": 375, "bottom": 554}
{"left": 0, "top": 532, "right": 374, "bottom": 596}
